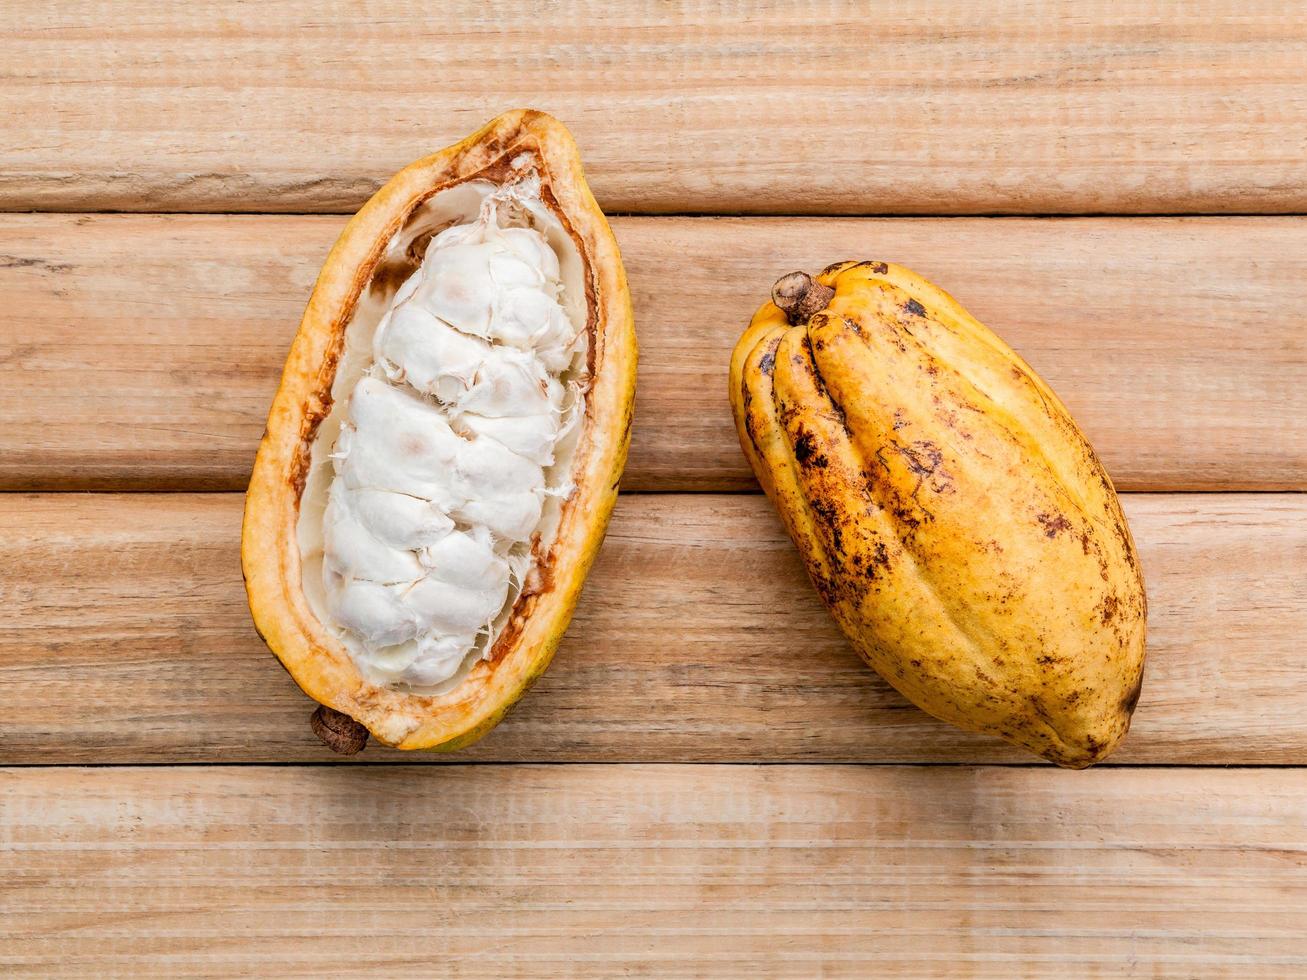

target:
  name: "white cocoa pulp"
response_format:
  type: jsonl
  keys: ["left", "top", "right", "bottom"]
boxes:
{"left": 297, "top": 172, "right": 589, "bottom": 690}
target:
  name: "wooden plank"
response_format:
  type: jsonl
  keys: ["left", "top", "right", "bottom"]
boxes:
{"left": 2, "top": 764, "right": 1304, "bottom": 977}
{"left": 3, "top": 215, "right": 1305, "bottom": 493}
{"left": 4, "top": 2, "right": 1306, "bottom": 215}
{"left": 1, "top": 492, "right": 1302, "bottom": 765}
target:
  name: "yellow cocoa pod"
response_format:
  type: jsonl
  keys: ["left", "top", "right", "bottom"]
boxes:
{"left": 730, "top": 262, "right": 1146, "bottom": 768}
{"left": 243, "top": 111, "right": 636, "bottom": 753}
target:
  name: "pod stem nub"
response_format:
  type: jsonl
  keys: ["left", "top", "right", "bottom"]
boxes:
{"left": 311, "top": 705, "right": 369, "bottom": 755}
{"left": 772, "top": 271, "right": 835, "bottom": 325}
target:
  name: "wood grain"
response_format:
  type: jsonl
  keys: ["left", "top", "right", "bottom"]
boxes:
{"left": 2, "top": 492, "right": 1303, "bottom": 765}
{"left": 3, "top": 764, "right": 1305, "bottom": 977}
{"left": 2, "top": 214, "right": 1305, "bottom": 492}
{"left": 5, "top": 7, "right": 1303, "bottom": 974}
{"left": 4, "top": 2, "right": 1307, "bottom": 214}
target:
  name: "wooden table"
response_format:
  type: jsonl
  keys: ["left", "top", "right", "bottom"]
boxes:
{"left": 3, "top": 3, "right": 1305, "bottom": 976}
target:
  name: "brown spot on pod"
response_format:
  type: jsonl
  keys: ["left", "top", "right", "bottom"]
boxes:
{"left": 1122, "top": 673, "right": 1144, "bottom": 714}
{"left": 1037, "top": 512, "right": 1073, "bottom": 538}
{"left": 792, "top": 429, "right": 818, "bottom": 464}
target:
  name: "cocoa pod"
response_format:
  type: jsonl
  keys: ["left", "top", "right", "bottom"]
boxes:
{"left": 243, "top": 111, "right": 636, "bottom": 752}
{"left": 730, "top": 263, "right": 1146, "bottom": 768}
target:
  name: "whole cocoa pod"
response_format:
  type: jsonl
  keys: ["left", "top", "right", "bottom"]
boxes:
{"left": 729, "top": 262, "right": 1146, "bottom": 768}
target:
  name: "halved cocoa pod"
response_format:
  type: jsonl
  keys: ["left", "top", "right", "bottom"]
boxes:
{"left": 243, "top": 111, "right": 636, "bottom": 753}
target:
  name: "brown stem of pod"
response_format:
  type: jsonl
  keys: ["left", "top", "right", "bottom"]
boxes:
{"left": 311, "top": 705, "right": 369, "bottom": 755}
{"left": 772, "top": 271, "right": 835, "bottom": 325}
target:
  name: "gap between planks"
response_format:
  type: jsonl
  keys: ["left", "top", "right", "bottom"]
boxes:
{"left": 4, "top": 761, "right": 1307, "bottom": 770}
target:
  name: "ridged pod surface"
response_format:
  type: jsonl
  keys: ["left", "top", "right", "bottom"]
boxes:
{"left": 243, "top": 111, "right": 636, "bottom": 753}
{"left": 730, "top": 262, "right": 1146, "bottom": 768}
